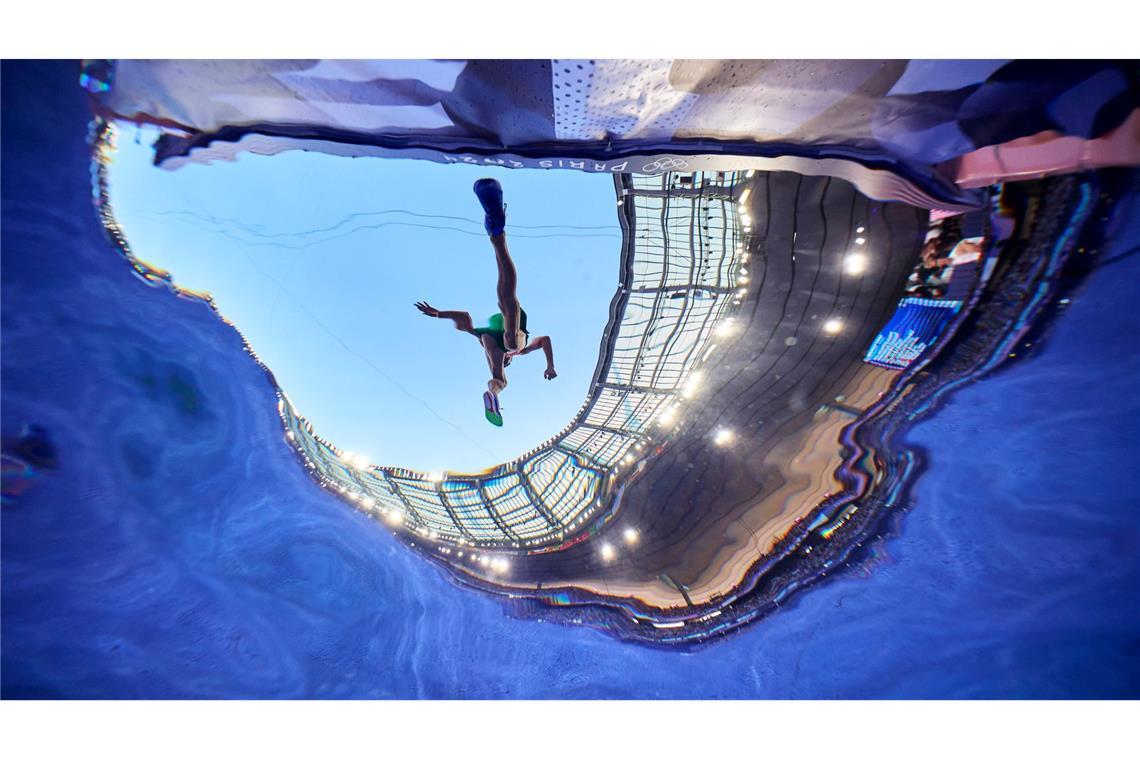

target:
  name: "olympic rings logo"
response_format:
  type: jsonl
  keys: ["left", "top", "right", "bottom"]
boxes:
{"left": 640, "top": 157, "right": 690, "bottom": 173}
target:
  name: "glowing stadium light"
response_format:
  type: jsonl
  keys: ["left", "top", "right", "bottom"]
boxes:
{"left": 385, "top": 510, "right": 404, "bottom": 526}
{"left": 682, "top": 371, "right": 704, "bottom": 399}
{"left": 426, "top": 471, "right": 445, "bottom": 483}
{"left": 738, "top": 187, "right": 752, "bottom": 204}
{"left": 855, "top": 237, "right": 866, "bottom": 245}
{"left": 623, "top": 528, "right": 639, "bottom": 546}
{"left": 746, "top": 170, "right": 756, "bottom": 178}
{"left": 657, "top": 406, "right": 677, "bottom": 427}
{"left": 737, "top": 276, "right": 749, "bottom": 284}
{"left": 843, "top": 253, "right": 868, "bottom": 275}
{"left": 823, "top": 318, "right": 844, "bottom": 335}
{"left": 856, "top": 226, "right": 865, "bottom": 233}
{"left": 362, "top": 498, "right": 375, "bottom": 508}
{"left": 715, "top": 319, "right": 736, "bottom": 337}
{"left": 600, "top": 543, "right": 616, "bottom": 561}
{"left": 713, "top": 428, "right": 735, "bottom": 446}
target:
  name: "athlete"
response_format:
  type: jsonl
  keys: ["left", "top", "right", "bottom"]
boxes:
{"left": 415, "top": 178, "right": 557, "bottom": 427}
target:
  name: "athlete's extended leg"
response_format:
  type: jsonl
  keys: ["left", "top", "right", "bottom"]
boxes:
{"left": 474, "top": 178, "right": 523, "bottom": 351}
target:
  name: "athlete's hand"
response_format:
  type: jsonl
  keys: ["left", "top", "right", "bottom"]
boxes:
{"left": 544, "top": 367, "right": 558, "bottom": 381}
{"left": 415, "top": 301, "right": 440, "bottom": 318}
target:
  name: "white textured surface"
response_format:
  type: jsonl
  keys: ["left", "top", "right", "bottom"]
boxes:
{"left": 552, "top": 59, "right": 698, "bottom": 141}
{"left": 281, "top": 59, "right": 467, "bottom": 90}
{"left": 210, "top": 94, "right": 455, "bottom": 132}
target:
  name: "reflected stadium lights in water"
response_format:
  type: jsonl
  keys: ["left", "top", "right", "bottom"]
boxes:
{"left": 682, "top": 371, "right": 704, "bottom": 399}
{"left": 713, "top": 428, "right": 735, "bottom": 446}
{"left": 823, "top": 318, "right": 844, "bottom": 335}
{"left": 843, "top": 252, "right": 868, "bottom": 275}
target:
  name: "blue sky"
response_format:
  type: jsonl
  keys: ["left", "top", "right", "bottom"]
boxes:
{"left": 107, "top": 127, "right": 620, "bottom": 473}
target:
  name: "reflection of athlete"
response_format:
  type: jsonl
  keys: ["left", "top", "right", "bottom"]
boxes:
{"left": 415, "top": 178, "right": 557, "bottom": 427}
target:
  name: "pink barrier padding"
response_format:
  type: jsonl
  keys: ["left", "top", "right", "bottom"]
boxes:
{"left": 950, "top": 109, "right": 1140, "bottom": 189}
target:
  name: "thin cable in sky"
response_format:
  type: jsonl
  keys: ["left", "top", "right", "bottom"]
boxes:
{"left": 140, "top": 213, "right": 620, "bottom": 252}
{"left": 137, "top": 208, "right": 618, "bottom": 237}
{"left": 223, "top": 237, "right": 495, "bottom": 457}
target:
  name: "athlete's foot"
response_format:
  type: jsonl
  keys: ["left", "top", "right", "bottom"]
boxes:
{"left": 473, "top": 178, "right": 507, "bottom": 237}
{"left": 483, "top": 390, "right": 504, "bottom": 427}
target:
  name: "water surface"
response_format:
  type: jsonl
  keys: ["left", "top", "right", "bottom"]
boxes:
{"left": 3, "top": 61, "right": 1138, "bottom": 698}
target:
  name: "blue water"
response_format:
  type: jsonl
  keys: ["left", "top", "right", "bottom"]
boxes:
{"left": 3, "top": 61, "right": 1139, "bottom": 699}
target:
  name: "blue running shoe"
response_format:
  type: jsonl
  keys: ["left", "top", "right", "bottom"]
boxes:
{"left": 473, "top": 178, "right": 507, "bottom": 236}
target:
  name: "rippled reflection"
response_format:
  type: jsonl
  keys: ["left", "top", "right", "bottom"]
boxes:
{"left": 82, "top": 62, "right": 1138, "bottom": 647}
{"left": 95, "top": 124, "right": 1127, "bottom": 644}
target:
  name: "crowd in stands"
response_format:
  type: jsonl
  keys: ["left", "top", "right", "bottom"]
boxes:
{"left": 905, "top": 214, "right": 986, "bottom": 301}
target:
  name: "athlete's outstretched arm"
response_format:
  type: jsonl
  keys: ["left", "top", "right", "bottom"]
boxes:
{"left": 509, "top": 335, "right": 557, "bottom": 380}
{"left": 415, "top": 301, "right": 475, "bottom": 334}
